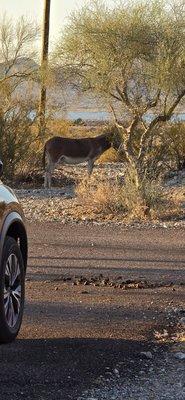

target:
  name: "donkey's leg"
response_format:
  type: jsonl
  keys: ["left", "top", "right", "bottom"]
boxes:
{"left": 44, "top": 171, "right": 52, "bottom": 189}
{"left": 48, "top": 163, "right": 55, "bottom": 189}
{"left": 44, "top": 152, "right": 51, "bottom": 189}
{"left": 87, "top": 159, "right": 94, "bottom": 177}
{"left": 45, "top": 158, "right": 55, "bottom": 189}
{"left": 44, "top": 172, "right": 48, "bottom": 189}
{"left": 44, "top": 166, "right": 50, "bottom": 189}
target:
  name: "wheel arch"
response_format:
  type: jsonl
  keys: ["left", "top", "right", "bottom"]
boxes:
{"left": 0, "top": 212, "right": 28, "bottom": 270}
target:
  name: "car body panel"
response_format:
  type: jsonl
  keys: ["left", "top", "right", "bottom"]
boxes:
{"left": 0, "top": 183, "right": 24, "bottom": 225}
{"left": 0, "top": 182, "right": 27, "bottom": 267}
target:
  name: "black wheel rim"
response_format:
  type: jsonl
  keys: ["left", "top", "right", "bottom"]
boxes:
{"left": 3, "top": 254, "right": 22, "bottom": 328}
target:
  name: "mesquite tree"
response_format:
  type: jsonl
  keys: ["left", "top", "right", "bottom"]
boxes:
{"left": 53, "top": 0, "right": 185, "bottom": 186}
{"left": 0, "top": 15, "right": 39, "bottom": 177}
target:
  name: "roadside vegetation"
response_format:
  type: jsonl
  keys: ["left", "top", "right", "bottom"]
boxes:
{"left": 0, "top": 1, "right": 185, "bottom": 222}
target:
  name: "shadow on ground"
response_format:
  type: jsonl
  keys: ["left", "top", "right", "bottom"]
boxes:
{"left": 0, "top": 337, "right": 168, "bottom": 400}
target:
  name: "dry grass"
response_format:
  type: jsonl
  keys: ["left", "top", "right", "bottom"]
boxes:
{"left": 75, "top": 168, "right": 165, "bottom": 222}
{"left": 98, "top": 148, "right": 118, "bottom": 163}
{"left": 158, "top": 186, "right": 184, "bottom": 221}
{"left": 76, "top": 176, "right": 121, "bottom": 213}
{"left": 15, "top": 163, "right": 185, "bottom": 225}
{"left": 122, "top": 167, "right": 165, "bottom": 220}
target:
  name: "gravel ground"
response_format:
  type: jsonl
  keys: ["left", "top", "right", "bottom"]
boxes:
{"left": 1, "top": 221, "right": 185, "bottom": 399}
{"left": 28, "top": 222, "right": 185, "bottom": 399}
{"left": 76, "top": 322, "right": 185, "bottom": 400}
{"left": 4, "top": 165, "right": 184, "bottom": 399}
{"left": 14, "top": 163, "right": 185, "bottom": 226}
{"left": 77, "top": 355, "right": 185, "bottom": 400}
{"left": 77, "top": 308, "right": 185, "bottom": 400}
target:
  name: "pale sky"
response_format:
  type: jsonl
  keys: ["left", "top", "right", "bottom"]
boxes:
{"left": 1, "top": 0, "right": 115, "bottom": 48}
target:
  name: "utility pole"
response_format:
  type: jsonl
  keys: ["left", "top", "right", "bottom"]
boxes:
{"left": 39, "top": 0, "right": 51, "bottom": 139}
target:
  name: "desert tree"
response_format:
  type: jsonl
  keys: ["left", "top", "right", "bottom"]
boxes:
{"left": 53, "top": 0, "right": 185, "bottom": 188}
{"left": 0, "top": 15, "right": 40, "bottom": 177}
{"left": 0, "top": 14, "right": 39, "bottom": 86}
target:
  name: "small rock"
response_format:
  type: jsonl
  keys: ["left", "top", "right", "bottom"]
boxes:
{"left": 154, "top": 329, "right": 169, "bottom": 340}
{"left": 179, "top": 317, "right": 185, "bottom": 327}
{"left": 84, "top": 280, "right": 90, "bottom": 285}
{"left": 139, "top": 370, "right": 145, "bottom": 374}
{"left": 174, "top": 352, "right": 185, "bottom": 360}
{"left": 64, "top": 277, "right": 72, "bottom": 282}
{"left": 113, "top": 368, "right": 120, "bottom": 377}
{"left": 54, "top": 286, "right": 58, "bottom": 291}
{"left": 140, "top": 351, "right": 153, "bottom": 359}
{"left": 87, "top": 398, "right": 98, "bottom": 400}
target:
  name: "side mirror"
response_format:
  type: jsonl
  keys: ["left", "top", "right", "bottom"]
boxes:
{"left": 0, "top": 161, "right": 3, "bottom": 177}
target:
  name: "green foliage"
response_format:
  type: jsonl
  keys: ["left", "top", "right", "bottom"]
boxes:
{"left": 163, "top": 122, "right": 185, "bottom": 169}
{"left": 118, "top": 165, "right": 164, "bottom": 218}
{"left": 54, "top": 0, "right": 185, "bottom": 184}
{"left": 0, "top": 103, "right": 38, "bottom": 179}
{"left": 54, "top": 0, "right": 185, "bottom": 111}
{"left": 0, "top": 15, "right": 40, "bottom": 180}
{"left": 73, "top": 118, "right": 85, "bottom": 126}
{"left": 142, "top": 122, "right": 185, "bottom": 176}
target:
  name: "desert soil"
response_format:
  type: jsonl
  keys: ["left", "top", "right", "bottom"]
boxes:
{"left": 14, "top": 163, "right": 185, "bottom": 227}
{"left": 0, "top": 221, "right": 184, "bottom": 399}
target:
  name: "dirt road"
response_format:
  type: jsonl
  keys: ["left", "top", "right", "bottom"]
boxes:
{"left": 28, "top": 222, "right": 185, "bottom": 284}
{"left": 0, "top": 223, "right": 184, "bottom": 399}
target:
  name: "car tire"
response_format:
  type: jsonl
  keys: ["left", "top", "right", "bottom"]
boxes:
{"left": 0, "top": 236, "right": 25, "bottom": 344}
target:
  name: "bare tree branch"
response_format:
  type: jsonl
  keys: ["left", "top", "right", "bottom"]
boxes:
{"left": 115, "top": 83, "right": 136, "bottom": 113}
{"left": 109, "top": 91, "right": 122, "bottom": 102}
{"left": 138, "top": 89, "right": 185, "bottom": 161}
{"left": 143, "top": 89, "right": 161, "bottom": 113}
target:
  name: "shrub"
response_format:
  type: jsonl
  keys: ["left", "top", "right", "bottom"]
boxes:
{"left": 0, "top": 102, "right": 39, "bottom": 179}
{"left": 46, "top": 119, "right": 72, "bottom": 137}
{"left": 76, "top": 166, "right": 163, "bottom": 220}
{"left": 163, "top": 122, "right": 185, "bottom": 170}
{"left": 121, "top": 166, "right": 164, "bottom": 219}
{"left": 73, "top": 118, "right": 85, "bottom": 125}
{"left": 76, "top": 176, "right": 121, "bottom": 213}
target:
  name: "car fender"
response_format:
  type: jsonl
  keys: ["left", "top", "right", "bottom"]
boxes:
{"left": 0, "top": 212, "right": 27, "bottom": 267}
